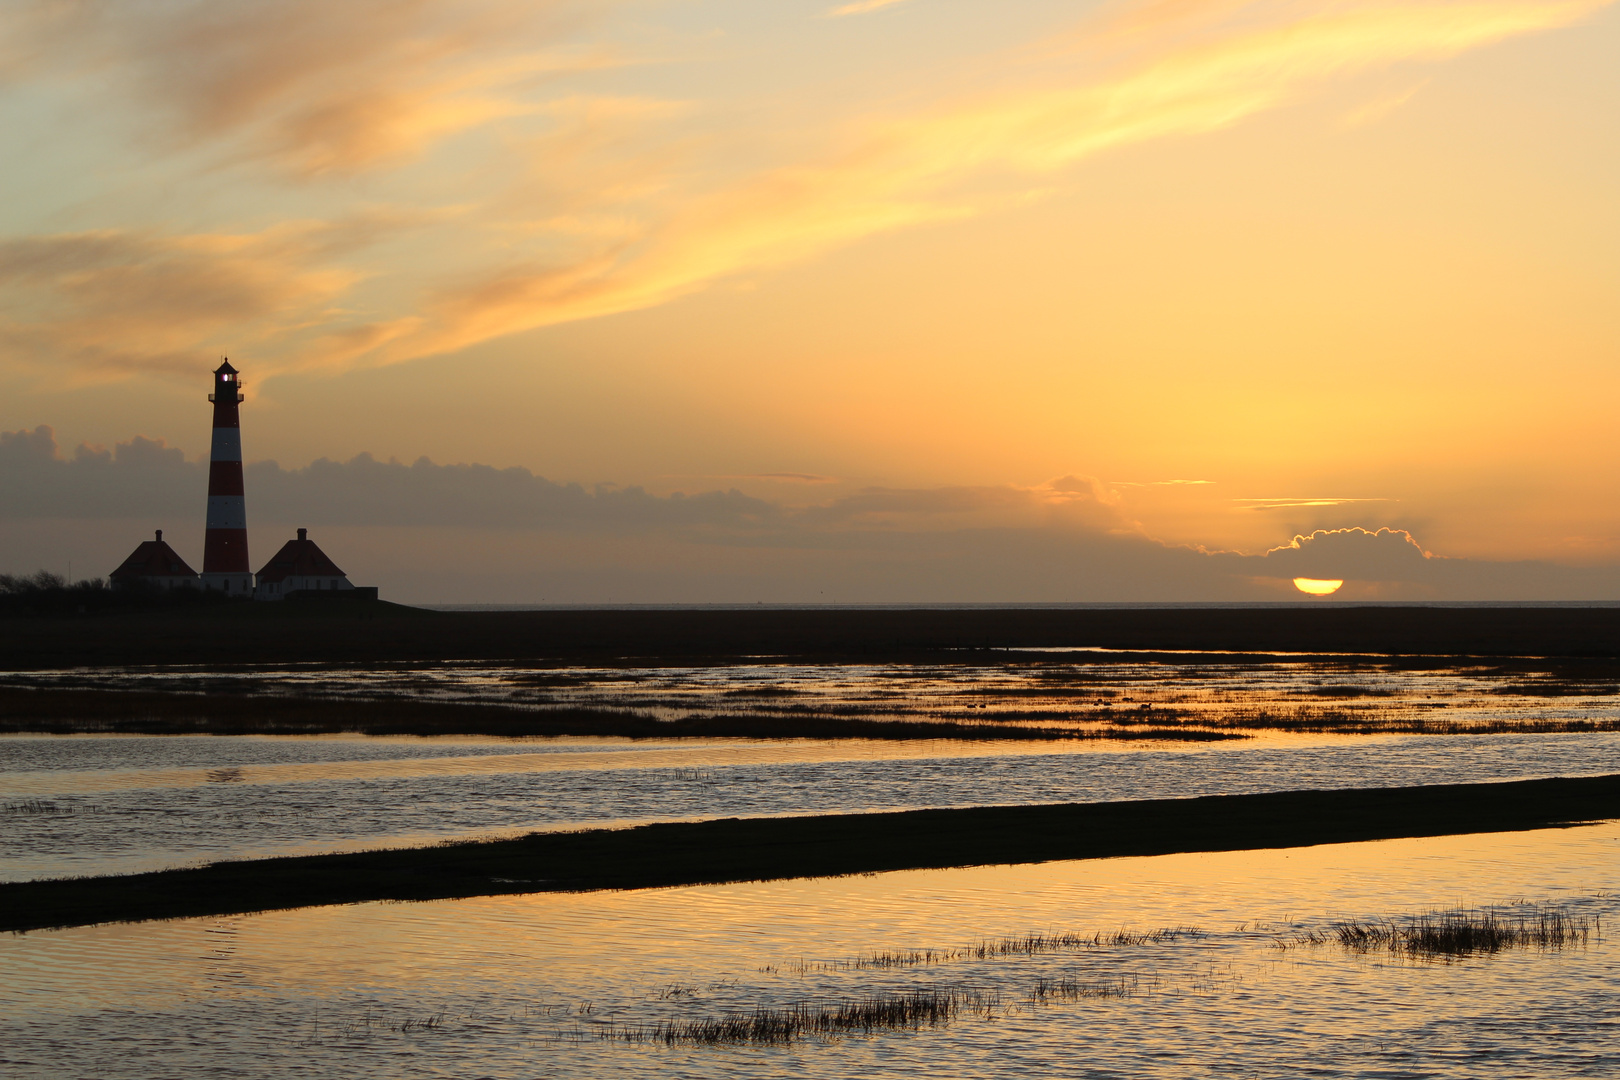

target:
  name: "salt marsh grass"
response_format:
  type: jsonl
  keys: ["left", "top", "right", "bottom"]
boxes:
{"left": 2, "top": 799, "right": 101, "bottom": 816}
{"left": 798, "top": 926, "right": 1198, "bottom": 973}
{"left": 1293, "top": 904, "right": 1598, "bottom": 958}
{"left": 1029, "top": 974, "right": 1147, "bottom": 1003}
{"left": 592, "top": 986, "right": 1000, "bottom": 1045}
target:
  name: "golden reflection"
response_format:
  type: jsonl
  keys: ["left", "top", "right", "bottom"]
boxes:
{"left": 1293, "top": 577, "right": 1344, "bottom": 596}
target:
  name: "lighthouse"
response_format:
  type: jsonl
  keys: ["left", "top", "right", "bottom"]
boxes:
{"left": 200, "top": 360, "right": 254, "bottom": 594}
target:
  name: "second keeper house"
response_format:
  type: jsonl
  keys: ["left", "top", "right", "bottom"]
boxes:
{"left": 254, "top": 528, "right": 355, "bottom": 599}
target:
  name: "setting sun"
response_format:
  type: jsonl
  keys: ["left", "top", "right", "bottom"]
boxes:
{"left": 1293, "top": 578, "right": 1345, "bottom": 596}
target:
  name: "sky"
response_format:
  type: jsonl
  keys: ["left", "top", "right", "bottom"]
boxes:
{"left": 1, "top": 0, "right": 1617, "bottom": 603}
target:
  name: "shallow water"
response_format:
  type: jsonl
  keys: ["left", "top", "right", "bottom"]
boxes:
{"left": 6, "top": 657, "right": 1620, "bottom": 881}
{"left": 7, "top": 658, "right": 1619, "bottom": 1075}
{"left": 6, "top": 729, "right": 1620, "bottom": 880}
{"left": 10, "top": 655, "right": 1620, "bottom": 729}
{"left": 7, "top": 824, "right": 1618, "bottom": 1078}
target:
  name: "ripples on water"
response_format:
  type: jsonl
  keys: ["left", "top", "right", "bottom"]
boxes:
{"left": 7, "top": 826, "right": 1618, "bottom": 1078}
{"left": 5, "top": 730, "right": 1620, "bottom": 881}
{"left": 5, "top": 658, "right": 1619, "bottom": 1076}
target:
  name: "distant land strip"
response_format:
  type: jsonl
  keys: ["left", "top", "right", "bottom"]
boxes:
{"left": 4, "top": 605, "right": 1620, "bottom": 668}
{"left": 4, "top": 775, "right": 1617, "bottom": 933}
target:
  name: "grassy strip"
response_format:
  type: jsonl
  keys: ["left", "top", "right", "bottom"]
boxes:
{"left": 0, "top": 686, "right": 1234, "bottom": 742}
{"left": 4, "top": 774, "right": 1618, "bottom": 933}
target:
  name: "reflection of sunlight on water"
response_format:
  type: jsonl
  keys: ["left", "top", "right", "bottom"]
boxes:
{"left": 4, "top": 659, "right": 1617, "bottom": 1073}
{"left": 10, "top": 657, "right": 1620, "bottom": 731}
{"left": 10, "top": 716, "right": 1620, "bottom": 882}
{"left": 6, "top": 825, "right": 1618, "bottom": 1077}
{"left": 1, "top": 733, "right": 1252, "bottom": 797}
{"left": 7, "top": 729, "right": 1620, "bottom": 881}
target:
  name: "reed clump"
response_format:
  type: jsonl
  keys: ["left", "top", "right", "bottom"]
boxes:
{"left": 2, "top": 799, "right": 101, "bottom": 816}
{"left": 3, "top": 799, "right": 62, "bottom": 815}
{"left": 595, "top": 986, "right": 998, "bottom": 1045}
{"left": 334, "top": 1011, "right": 447, "bottom": 1036}
{"left": 792, "top": 925, "right": 1198, "bottom": 972}
{"left": 1313, "top": 905, "right": 1597, "bottom": 957}
{"left": 1029, "top": 974, "right": 1145, "bottom": 1004}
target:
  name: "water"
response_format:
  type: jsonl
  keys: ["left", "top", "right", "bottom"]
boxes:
{"left": 5, "top": 656, "right": 1620, "bottom": 879}
{"left": 10, "top": 655, "right": 1620, "bottom": 728}
{"left": 6, "top": 824, "right": 1617, "bottom": 1077}
{"left": 6, "top": 729, "right": 1620, "bottom": 880}
{"left": 5, "top": 656, "right": 1619, "bottom": 1076}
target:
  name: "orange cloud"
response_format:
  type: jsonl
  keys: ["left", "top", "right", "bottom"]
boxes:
{"left": 1, "top": 0, "right": 1609, "bottom": 377}
{"left": 356, "top": 0, "right": 1610, "bottom": 368}
{"left": 1, "top": 0, "right": 604, "bottom": 175}
{"left": 0, "top": 220, "right": 409, "bottom": 376}
{"left": 829, "top": 0, "right": 915, "bottom": 16}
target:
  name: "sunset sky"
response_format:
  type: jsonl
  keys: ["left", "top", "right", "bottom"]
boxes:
{"left": 2, "top": 0, "right": 1617, "bottom": 602}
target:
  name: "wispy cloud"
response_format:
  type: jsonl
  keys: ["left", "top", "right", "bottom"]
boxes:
{"left": 1342, "top": 79, "right": 1431, "bottom": 126}
{"left": 1113, "top": 479, "right": 1216, "bottom": 486}
{"left": 2, "top": 0, "right": 602, "bottom": 176}
{"left": 1233, "top": 497, "right": 1394, "bottom": 511}
{"left": 350, "top": 0, "right": 1618, "bottom": 368}
{"left": 0, "top": 216, "right": 428, "bottom": 375}
{"left": 828, "top": 0, "right": 914, "bottom": 16}
{"left": 0, "top": 0, "right": 1609, "bottom": 377}
{"left": 747, "top": 473, "right": 840, "bottom": 483}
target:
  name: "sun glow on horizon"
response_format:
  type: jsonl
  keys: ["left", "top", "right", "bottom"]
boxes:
{"left": 1293, "top": 577, "right": 1345, "bottom": 596}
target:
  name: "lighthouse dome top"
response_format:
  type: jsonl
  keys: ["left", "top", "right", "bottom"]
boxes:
{"left": 214, "top": 359, "right": 238, "bottom": 377}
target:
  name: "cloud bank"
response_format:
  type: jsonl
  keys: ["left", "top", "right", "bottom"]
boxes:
{"left": 5, "top": 426, "right": 1614, "bottom": 602}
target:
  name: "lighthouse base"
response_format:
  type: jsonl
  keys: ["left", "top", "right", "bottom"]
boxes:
{"left": 199, "top": 572, "right": 255, "bottom": 596}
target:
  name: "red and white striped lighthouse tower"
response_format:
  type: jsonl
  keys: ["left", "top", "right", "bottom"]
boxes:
{"left": 200, "top": 359, "right": 254, "bottom": 594}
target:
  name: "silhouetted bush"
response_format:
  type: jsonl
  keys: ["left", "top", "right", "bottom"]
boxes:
{"left": 0, "top": 570, "right": 233, "bottom": 615}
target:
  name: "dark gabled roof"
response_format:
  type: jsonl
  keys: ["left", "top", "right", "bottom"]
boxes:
{"left": 109, "top": 538, "right": 198, "bottom": 579}
{"left": 255, "top": 536, "right": 347, "bottom": 583}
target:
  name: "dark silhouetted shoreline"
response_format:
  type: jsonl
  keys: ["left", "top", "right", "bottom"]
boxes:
{"left": 4, "top": 604, "right": 1620, "bottom": 668}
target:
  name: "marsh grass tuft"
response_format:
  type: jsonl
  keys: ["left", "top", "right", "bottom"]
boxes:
{"left": 3, "top": 799, "right": 62, "bottom": 815}
{"left": 334, "top": 1011, "right": 447, "bottom": 1036}
{"left": 792, "top": 925, "right": 1198, "bottom": 973}
{"left": 593, "top": 986, "right": 999, "bottom": 1045}
{"left": 1299, "top": 905, "right": 1597, "bottom": 958}
{"left": 1029, "top": 974, "right": 1146, "bottom": 1004}
{"left": 673, "top": 768, "right": 717, "bottom": 784}
{"left": 2, "top": 799, "right": 101, "bottom": 816}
